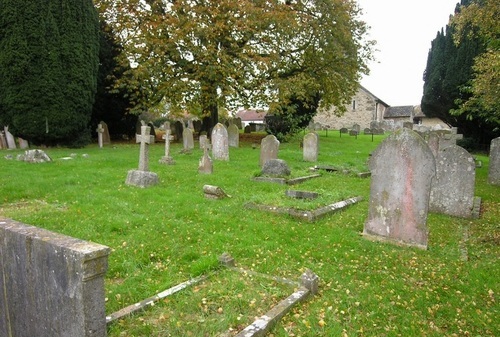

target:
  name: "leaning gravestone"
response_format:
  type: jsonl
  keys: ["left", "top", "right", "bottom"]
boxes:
{"left": 126, "top": 125, "right": 159, "bottom": 187}
{"left": 211, "top": 123, "right": 229, "bottom": 161}
{"left": 0, "top": 131, "right": 7, "bottom": 149}
{"left": 99, "top": 121, "right": 111, "bottom": 144}
{"left": 303, "top": 132, "right": 318, "bottom": 162}
{"left": 429, "top": 145, "right": 477, "bottom": 218}
{"left": 260, "top": 135, "right": 280, "bottom": 167}
{"left": 0, "top": 218, "right": 110, "bottom": 337}
{"left": 4, "top": 126, "right": 16, "bottom": 149}
{"left": 488, "top": 137, "right": 500, "bottom": 185}
{"left": 363, "top": 128, "right": 436, "bottom": 249}
{"left": 228, "top": 124, "right": 239, "bottom": 148}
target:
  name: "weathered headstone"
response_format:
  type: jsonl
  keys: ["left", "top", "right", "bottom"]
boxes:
{"left": 96, "top": 123, "right": 104, "bottom": 148}
{"left": 159, "top": 126, "right": 175, "bottom": 165}
{"left": 182, "top": 127, "right": 194, "bottom": 152}
{"left": 244, "top": 125, "right": 251, "bottom": 134}
{"left": 352, "top": 124, "right": 360, "bottom": 133}
{"left": 211, "top": 123, "right": 229, "bottom": 161}
{"left": 198, "top": 143, "right": 213, "bottom": 174}
{"left": 199, "top": 133, "right": 208, "bottom": 149}
{"left": 4, "top": 126, "right": 16, "bottom": 149}
{"left": 340, "top": 127, "right": 348, "bottom": 134}
{"left": 261, "top": 159, "right": 290, "bottom": 176}
{"left": 488, "top": 137, "right": 500, "bottom": 185}
{"left": 126, "top": 125, "right": 159, "bottom": 187}
{"left": 233, "top": 117, "right": 242, "bottom": 129}
{"left": 363, "top": 128, "right": 436, "bottom": 249}
{"left": 303, "top": 132, "right": 318, "bottom": 162}
{"left": 260, "top": 135, "right": 280, "bottom": 167}
{"left": 16, "top": 149, "right": 52, "bottom": 163}
{"left": 227, "top": 124, "right": 239, "bottom": 148}
{"left": 0, "top": 131, "right": 6, "bottom": 149}
{"left": 18, "top": 137, "right": 29, "bottom": 149}
{"left": 99, "top": 121, "right": 111, "bottom": 144}
{"left": 0, "top": 218, "right": 110, "bottom": 337}
{"left": 429, "top": 145, "right": 476, "bottom": 218}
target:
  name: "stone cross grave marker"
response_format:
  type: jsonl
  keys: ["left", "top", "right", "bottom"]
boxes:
{"left": 211, "top": 122, "right": 229, "bottom": 161}
{"left": 303, "top": 132, "right": 318, "bottom": 162}
{"left": 228, "top": 123, "right": 239, "bottom": 148}
{"left": 260, "top": 135, "right": 280, "bottom": 167}
{"left": 363, "top": 128, "right": 436, "bottom": 249}
{"left": 126, "top": 125, "right": 159, "bottom": 187}
{"left": 488, "top": 137, "right": 500, "bottom": 185}
{"left": 159, "top": 125, "right": 175, "bottom": 165}
{"left": 429, "top": 145, "right": 477, "bottom": 218}
{"left": 96, "top": 123, "right": 104, "bottom": 148}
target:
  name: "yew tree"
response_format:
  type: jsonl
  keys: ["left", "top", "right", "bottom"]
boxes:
{"left": 96, "top": 0, "right": 373, "bottom": 130}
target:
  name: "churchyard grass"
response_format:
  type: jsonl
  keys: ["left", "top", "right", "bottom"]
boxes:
{"left": 0, "top": 131, "right": 498, "bottom": 336}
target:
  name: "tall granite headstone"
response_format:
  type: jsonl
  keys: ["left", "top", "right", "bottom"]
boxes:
{"left": 228, "top": 124, "right": 239, "bottom": 148}
{"left": 259, "top": 135, "right": 280, "bottom": 167}
{"left": 363, "top": 128, "right": 436, "bottom": 249}
{"left": 429, "top": 145, "right": 477, "bottom": 218}
{"left": 211, "top": 123, "right": 229, "bottom": 161}
{"left": 488, "top": 137, "right": 500, "bottom": 185}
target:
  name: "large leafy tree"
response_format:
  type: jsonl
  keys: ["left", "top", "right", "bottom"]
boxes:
{"left": 96, "top": 0, "right": 373, "bottom": 130}
{"left": 0, "top": 0, "right": 100, "bottom": 147}
{"left": 451, "top": 0, "right": 500, "bottom": 131}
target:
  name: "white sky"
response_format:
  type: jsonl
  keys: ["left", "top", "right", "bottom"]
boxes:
{"left": 357, "top": 0, "right": 459, "bottom": 106}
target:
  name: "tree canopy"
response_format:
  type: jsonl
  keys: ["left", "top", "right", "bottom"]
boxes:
{"left": 0, "top": 0, "right": 100, "bottom": 147}
{"left": 96, "top": 0, "right": 374, "bottom": 129}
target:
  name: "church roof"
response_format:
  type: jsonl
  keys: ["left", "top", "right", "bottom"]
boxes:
{"left": 235, "top": 109, "right": 267, "bottom": 121}
{"left": 384, "top": 105, "right": 415, "bottom": 118}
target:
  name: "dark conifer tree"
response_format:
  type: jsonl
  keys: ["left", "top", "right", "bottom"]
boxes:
{"left": 0, "top": 0, "right": 99, "bottom": 147}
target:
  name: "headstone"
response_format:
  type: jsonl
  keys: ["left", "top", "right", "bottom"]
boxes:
{"left": 0, "top": 218, "right": 110, "bottom": 337}
{"left": 17, "top": 149, "right": 52, "bottom": 163}
{"left": 182, "top": 127, "right": 194, "bottom": 152}
{"left": 198, "top": 143, "right": 213, "bottom": 174}
{"left": 211, "top": 123, "right": 229, "bottom": 161}
{"left": 363, "top": 128, "right": 436, "bottom": 249}
{"left": 429, "top": 145, "right": 476, "bottom": 218}
{"left": 0, "top": 131, "right": 6, "bottom": 149}
{"left": 260, "top": 135, "right": 280, "bottom": 167}
{"left": 234, "top": 117, "right": 242, "bottom": 129}
{"left": 199, "top": 134, "right": 208, "bottom": 149}
{"left": 159, "top": 127, "right": 175, "bottom": 165}
{"left": 487, "top": 137, "right": 500, "bottom": 185}
{"left": 96, "top": 123, "right": 104, "bottom": 148}
{"left": 173, "top": 121, "right": 183, "bottom": 141}
{"left": 227, "top": 124, "right": 239, "bottom": 148}
{"left": 147, "top": 122, "right": 156, "bottom": 143}
{"left": 261, "top": 159, "right": 290, "bottom": 176}
{"left": 4, "top": 126, "right": 16, "bottom": 149}
{"left": 352, "top": 124, "right": 360, "bottom": 133}
{"left": 18, "top": 137, "right": 29, "bottom": 149}
{"left": 126, "top": 125, "right": 159, "bottom": 187}
{"left": 363, "top": 128, "right": 372, "bottom": 135}
{"left": 244, "top": 125, "right": 251, "bottom": 134}
{"left": 303, "top": 132, "right": 318, "bottom": 162}
{"left": 99, "top": 121, "right": 111, "bottom": 144}
{"left": 340, "top": 127, "right": 348, "bottom": 134}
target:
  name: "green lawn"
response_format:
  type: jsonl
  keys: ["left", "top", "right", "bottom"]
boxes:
{"left": 1, "top": 131, "right": 498, "bottom": 336}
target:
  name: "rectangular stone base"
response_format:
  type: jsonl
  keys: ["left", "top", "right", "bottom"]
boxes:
{"left": 125, "top": 170, "right": 159, "bottom": 188}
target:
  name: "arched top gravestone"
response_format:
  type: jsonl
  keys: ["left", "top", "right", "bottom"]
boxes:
{"left": 211, "top": 123, "right": 229, "bottom": 161}
{"left": 303, "top": 132, "right": 318, "bottom": 162}
{"left": 488, "top": 137, "right": 500, "bottom": 186}
{"left": 363, "top": 128, "right": 436, "bottom": 249}
{"left": 429, "top": 145, "right": 476, "bottom": 218}
{"left": 260, "top": 135, "right": 280, "bottom": 167}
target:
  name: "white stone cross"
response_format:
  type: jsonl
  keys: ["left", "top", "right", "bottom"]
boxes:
{"left": 162, "top": 129, "right": 174, "bottom": 157}
{"left": 136, "top": 125, "right": 155, "bottom": 171}
{"left": 96, "top": 123, "right": 104, "bottom": 148}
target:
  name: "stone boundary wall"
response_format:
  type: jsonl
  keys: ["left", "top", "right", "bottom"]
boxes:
{"left": 0, "top": 218, "right": 110, "bottom": 337}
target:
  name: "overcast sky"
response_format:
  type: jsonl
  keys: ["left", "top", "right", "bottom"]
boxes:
{"left": 357, "top": 0, "right": 459, "bottom": 107}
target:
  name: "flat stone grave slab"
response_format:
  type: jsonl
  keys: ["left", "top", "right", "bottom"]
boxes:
{"left": 285, "top": 190, "right": 319, "bottom": 199}
{"left": 252, "top": 174, "right": 321, "bottom": 185}
{"left": 245, "top": 196, "right": 362, "bottom": 222}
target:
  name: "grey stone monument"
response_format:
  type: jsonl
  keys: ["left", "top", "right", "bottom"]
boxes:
{"left": 4, "top": 126, "right": 16, "bottom": 149}
{"left": 259, "top": 135, "right": 280, "bottom": 167}
{"left": 0, "top": 218, "right": 110, "bottom": 337}
{"left": 303, "top": 132, "right": 318, "bottom": 162}
{"left": 211, "top": 123, "right": 229, "bottom": 161}
{"left": 363, "top": 128, "right": 436, "bottom": 249}
{"left": 18, "top": 137, "right": 29, "bottom": 149}
{"left": 96, "top": 123, "right": 104, "bottom": 148}
{"left": 182, "top": 127, "right": 194, "bottom": 152}
{"left": 159, "top": 126, "right": 175, "bottom": 165}
{"left": 488, "top": 137, "right": 500, "bottom": 185}
{"left": 198, "top": 142, "right": 213, "bottom": 174}
{"left": 228, "top": 123, "right": 239, "bottom": 148}
{"left": 126, "top": 125, "right": 159, "bottom": 187}
{"left": 99, "top": 121, "right": 111, "bottom": 144}
{"left": 429, "top": 145, "right": 477, "bottom": 218}
{"left": 199, "top": 134, "right": 208, "bottom": 149}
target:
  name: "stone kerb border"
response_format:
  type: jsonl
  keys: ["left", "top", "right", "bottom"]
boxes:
{"left": 245, "top": 196, "right": 363, "bottom": 222}
{"left": 252, "top": 174, "right": 321, "bottom": 185}
{"left": 106, "top": 253, "right": 318, "bottom": 337}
